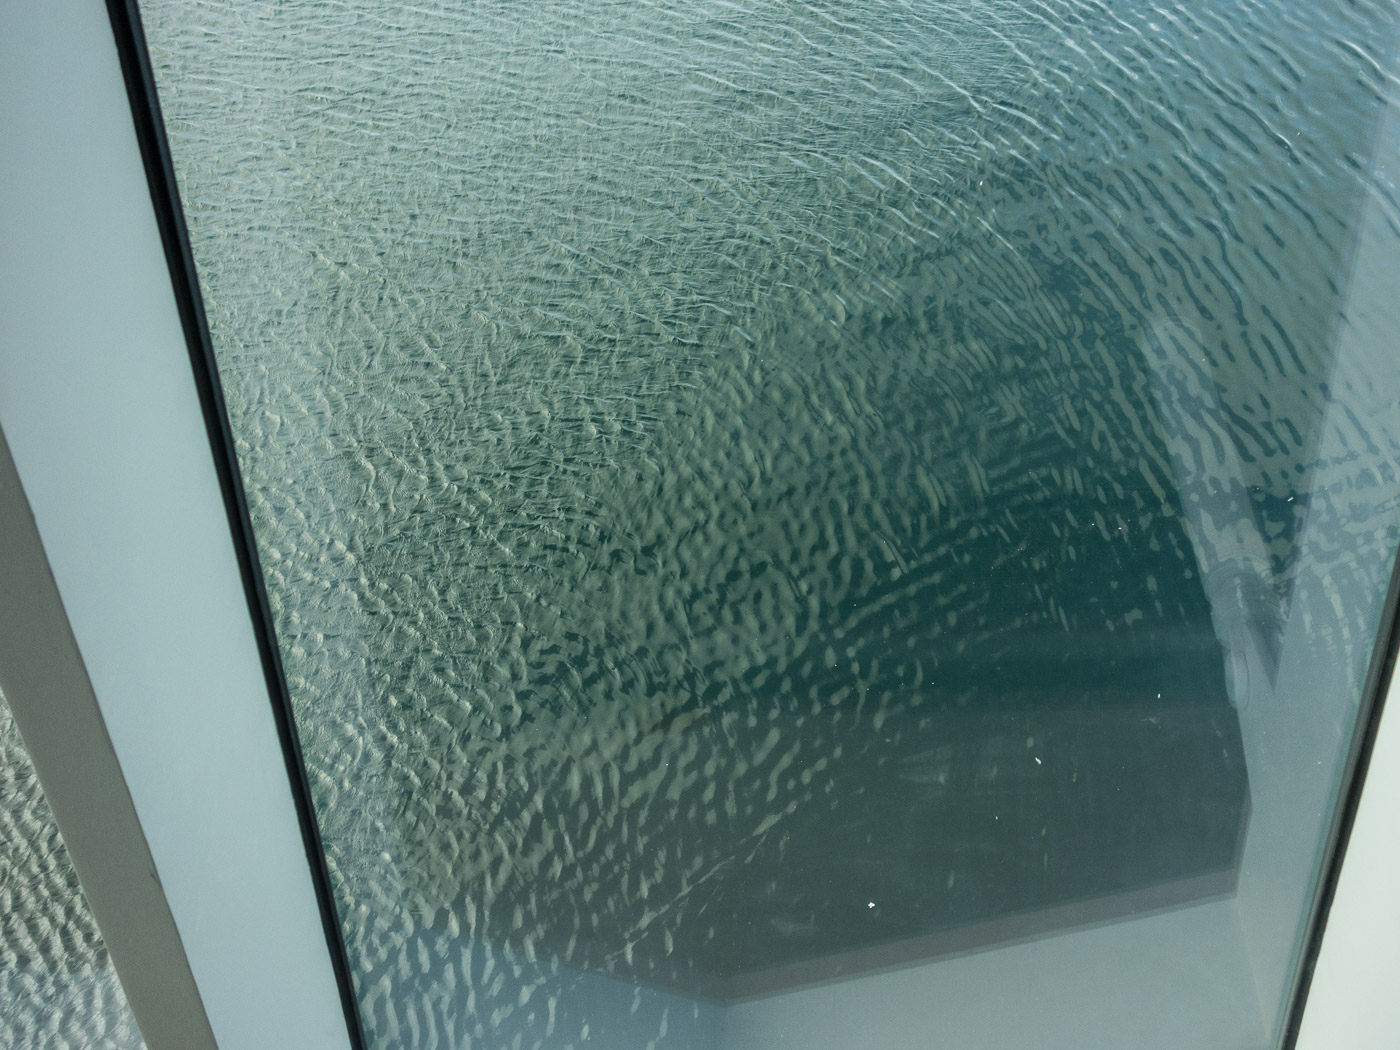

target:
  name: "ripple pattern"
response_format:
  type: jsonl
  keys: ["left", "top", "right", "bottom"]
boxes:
{"left": 142, "top": 0, "right": 1400, "bottom": 1047}
{"left": 0, "top": 695, "right": 145, "bottom": 1050}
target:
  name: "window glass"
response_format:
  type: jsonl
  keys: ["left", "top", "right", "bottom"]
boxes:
{"left": 142, "top": 1, "right": 1400, "bottom": 1047}
{"left": 0, "top": 691, "right": 145, "bottom": 1050}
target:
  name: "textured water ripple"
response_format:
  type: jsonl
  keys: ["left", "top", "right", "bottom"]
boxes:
{"left": 144, "top": 0, "right": 1400, "bottom": 1046}
{"left": 0, "top": 698, "right": 145, "bottom": 1050}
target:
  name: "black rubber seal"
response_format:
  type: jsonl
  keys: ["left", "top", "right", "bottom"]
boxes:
{"left": 1277, "top": 537, "right": 1400, "bottom": 1048}
{"left": 103, "top": 4, "right": 368, "bottom": 1047}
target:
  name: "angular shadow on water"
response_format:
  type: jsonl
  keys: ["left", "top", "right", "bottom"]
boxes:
{"left": 139, "top": 0, "right": 1400, "bottom": 1046}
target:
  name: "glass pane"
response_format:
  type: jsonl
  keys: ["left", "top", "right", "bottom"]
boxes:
{"left": 142, "top": 0, "right": 1400, "bottom": 1047}
{"left": 0, "top": 691, "right": 145, "bottom": 1050}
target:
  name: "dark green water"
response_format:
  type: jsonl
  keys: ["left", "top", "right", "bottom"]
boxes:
{"left": 143, "top": 0, "right": 1400, "bottom": 1046}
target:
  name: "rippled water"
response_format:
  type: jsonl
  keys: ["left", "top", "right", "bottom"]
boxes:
{"left": 0, "top": 695, "right": 145, "bottom": 1050}
{"left": 144, "top": 0, "right": 1399, "bottom": 1046}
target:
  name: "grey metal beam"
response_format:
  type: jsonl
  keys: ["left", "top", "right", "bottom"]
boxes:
{"left": 0, "top": 424, "right": 219, "bottom": 1050}
{"left": 0, "top": 4, "right": 356, "bottom": 1047}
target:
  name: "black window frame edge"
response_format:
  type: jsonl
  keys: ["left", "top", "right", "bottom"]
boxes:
{"left": 1280, "top": 544, "right": 1400, "bottom": 1048}
{"left": 97, "top": 1, "right": 1400, "bottom": 1047}
{"left": 103, "top": 3, "right": 368, "bottom": 1047}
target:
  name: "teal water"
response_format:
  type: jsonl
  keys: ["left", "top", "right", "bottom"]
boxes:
{"left": 144, "top": 0, "right": 1400, "bottom": 1047}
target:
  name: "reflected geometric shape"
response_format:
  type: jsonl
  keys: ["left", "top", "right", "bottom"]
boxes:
{"left": 455, "top": 640, "right": 1249, "bottom": 1001}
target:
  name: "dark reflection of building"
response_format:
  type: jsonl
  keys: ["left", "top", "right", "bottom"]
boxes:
{"left": 546, "top": 689, "right": 1249, "bottom": 1002}
{"left": 396, "top": 304, "right": 1257, "bottom": 997}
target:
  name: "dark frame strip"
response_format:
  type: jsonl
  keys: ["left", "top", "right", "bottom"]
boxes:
{"left": 1279, "top": 545, "right": 1400, "bottom": 1048}
{"left": 102, "top": 3, "right": 368, "bottom": 1047}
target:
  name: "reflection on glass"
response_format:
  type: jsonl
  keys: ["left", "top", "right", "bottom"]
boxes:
{"left": 0, "top": 692, "right": 145, "bottom": 1050}
{"left": 144, "top": 0, "right": 1400, "bottom": 1046}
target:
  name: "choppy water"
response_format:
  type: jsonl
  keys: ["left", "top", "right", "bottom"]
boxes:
{"left": 142, "top": 0, "right": 1400, "bottom": 1047}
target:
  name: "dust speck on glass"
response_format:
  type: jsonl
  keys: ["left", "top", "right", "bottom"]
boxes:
{"left": 141, "top": 0, "right": 1399, "bottom": 1047}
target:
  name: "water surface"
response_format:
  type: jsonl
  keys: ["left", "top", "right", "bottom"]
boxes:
{"left": 144, "top": 0, "right": 1400, "bottom": 1046}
